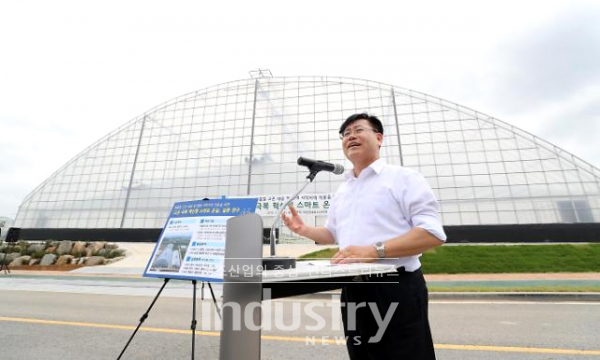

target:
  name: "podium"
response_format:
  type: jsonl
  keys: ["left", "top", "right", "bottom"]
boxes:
{"left": 220, "top": 214, "right": 395, "bottom": 360}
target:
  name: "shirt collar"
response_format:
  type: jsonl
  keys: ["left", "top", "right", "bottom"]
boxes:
{"left": 345, "top": 158, "right": 386, "bottom": 180}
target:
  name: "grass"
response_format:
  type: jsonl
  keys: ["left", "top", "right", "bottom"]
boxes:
{"left": 298, "top": 244, "right": 600, "bottom": 274}
{"left": 427, "top": 285, "right": 600, "bottom": 292}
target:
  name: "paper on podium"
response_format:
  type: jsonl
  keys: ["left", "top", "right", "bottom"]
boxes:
{"left": 262, "top": 260, "right": 396, "bottom": 282}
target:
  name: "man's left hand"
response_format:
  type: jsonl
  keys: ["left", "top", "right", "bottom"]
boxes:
{"left": 331, "top": 245, "right": 378, "bottom": 264}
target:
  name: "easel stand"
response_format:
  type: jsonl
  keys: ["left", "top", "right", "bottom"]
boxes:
{"left": 116, "top": 278, "right": 221, "bottom": 360}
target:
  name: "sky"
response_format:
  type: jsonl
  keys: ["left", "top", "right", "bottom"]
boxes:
{"left": 1, "top": 0, "right": 599, "bottom": 219}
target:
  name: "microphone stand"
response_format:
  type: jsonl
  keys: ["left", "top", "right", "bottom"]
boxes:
{"left": 262, "top": 170, "right": 319, "bottom": 270}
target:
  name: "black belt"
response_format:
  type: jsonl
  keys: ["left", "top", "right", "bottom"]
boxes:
{"left": 357, "top": 267, "right": 421, "bottom": 282}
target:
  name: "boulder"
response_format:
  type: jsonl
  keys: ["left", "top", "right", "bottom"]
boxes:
{"left": 86, "top": 242, "right": 106, "bottom": 256}
{"left": 8, "top": 258, "right": 20, "bottom": 266}
{"left": 71, "top": 241, "right": 87, "bottom": 256}
{"left": 56, "top": 241, "right": 73, "bottom": 255}
{"left": 9, "top": 255, "right": 31, "bottom": 266}
{"left": 46, "top": 246, "right": 57, "bottom": 254}
{"left": 1, "top": 253, "right": 13, "bottom": 265}
{"left": 91, "top": 241, "right": 107, "bottom": 252}
{"left": 77, "top": 257, "right": 88, "bottom": 265}
{"left": 105, "top": 243, "right": 119, "bottom": 250}
{"left": 56, "top": 255, "right": 74, "bottom": 266}
{"left": 28, "top": 243, "right": 46, "bottom": 254}
{"left": 40, "top": 254, "right": 57, "bottom": 266}
{"left": 109, "top": 249, "right": 125, "bottom": 258}
{"left": 85, "top": 256, "right": 106, "bottom": 266}
{"left": 29, "top": 259, "right": 40, "bottom": 266}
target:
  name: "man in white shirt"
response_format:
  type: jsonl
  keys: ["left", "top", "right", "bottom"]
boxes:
{"left": 282, "top": 113, "right": 446, "bottom": 359}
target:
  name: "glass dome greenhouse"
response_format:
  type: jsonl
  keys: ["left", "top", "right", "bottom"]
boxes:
{"left": 14, "top": 76, "right": 600, "bottom": 233}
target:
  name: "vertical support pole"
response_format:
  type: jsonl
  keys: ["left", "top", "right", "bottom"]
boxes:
{"left": 246, "top": 79, "right": 259, "bottom": 195}
{"left": 120, "top": 115, "right": 147, "bottom": 228}
{"left": 191, "top": 280, "right": 197, "bottom": 360}
{"left": 220, "top": 214, "right": 264, "bottom": 360}
{"left": 391, "top": 87, "right": 404, "bottom": 166}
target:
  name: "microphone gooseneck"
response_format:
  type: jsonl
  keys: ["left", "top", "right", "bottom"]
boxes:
{"left": 268, "top": 157, "right": 344, "bottom": 257}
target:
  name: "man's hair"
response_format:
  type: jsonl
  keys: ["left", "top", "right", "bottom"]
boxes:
{"left": 339, "top": 113, "right": 384, "bottom": 136}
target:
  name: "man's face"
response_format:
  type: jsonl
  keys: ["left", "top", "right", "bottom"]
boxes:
{"left": 341, "top": 119, "right": 383, "bottom": 165}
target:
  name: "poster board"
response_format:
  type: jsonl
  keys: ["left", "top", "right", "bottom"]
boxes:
{"left": 143, "top": 198, "right": 258, "bottom": 282}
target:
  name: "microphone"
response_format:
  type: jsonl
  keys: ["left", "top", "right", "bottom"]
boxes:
{"left": 297, "top": 157, "right": 344, "bottom": 175}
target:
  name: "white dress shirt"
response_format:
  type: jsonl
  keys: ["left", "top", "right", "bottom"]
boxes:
{"left": 324, "top": 158, "right": 446, "bottom": 271}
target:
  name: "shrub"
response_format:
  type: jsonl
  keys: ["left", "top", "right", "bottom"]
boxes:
{"left": 106, "top": 249, "right": 125, "bottom": 259}
{"left": 30, "top": 250, "right": 46, "bottom": 259}
{"left": 71, "top": 250, "right": 86, "bottom": 258}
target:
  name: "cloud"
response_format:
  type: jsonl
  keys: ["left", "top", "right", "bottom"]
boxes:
{"left": 498, "top": 6, "right": 600, "bottom": 167}
{"left": 437, "top": 4, "right": 600, "bottom": 168}
{"left": 509, "top": 85, "right": 600, "bottom": 167}
{"left": 491, "top": 6, "right": 600, "bottom": 112}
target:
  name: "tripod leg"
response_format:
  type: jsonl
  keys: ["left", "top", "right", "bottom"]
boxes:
{"left": 0, "top": 245, "right": 6, "bottom": 273}
{"left": 201, "top": 281, "right": 205, "bottom": 301}
{"left": 6, "top": 243, "right": 12, "bottom": 274}
{"left": 117, "top": 278, "right": 170, "bottom": 360}
{"left": 0, "top": 252, "right": 6, "bottom": 273}
{"left": 207, "top": 282, "right": 222, "bottom": 320}
{"left": 191, "top": 280, "right": 197, "bottom": 360}
{"left": 1, "top": 242, "right": 12, "bottom": 274}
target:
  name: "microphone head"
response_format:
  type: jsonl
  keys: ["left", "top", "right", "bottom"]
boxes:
{"left": 297, "top": 156, "right": 344, "bottom": 175}
{"left": 297, "top": 157, "right": 308, "bottom": 166}
{"left": 332, "top": 164, "right": 345, "bottom": 175}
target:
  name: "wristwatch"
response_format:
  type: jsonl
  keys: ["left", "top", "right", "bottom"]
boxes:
{"left": 374, "top": 242, "right": 385, "bottom": 259}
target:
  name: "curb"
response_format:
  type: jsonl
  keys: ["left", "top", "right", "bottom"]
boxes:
{"left": 429, "top": 291, "right": 600, "bottom": 302}
{"left": 300, "top": 291, "right": 600, "bottom": 302}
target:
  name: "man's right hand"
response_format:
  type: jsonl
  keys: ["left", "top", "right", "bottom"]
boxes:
{"left": 281, "top": 205, "right": 336, "bottom": 245}
{"left": 281, "top": 205, "right": 305, "bottom": 235}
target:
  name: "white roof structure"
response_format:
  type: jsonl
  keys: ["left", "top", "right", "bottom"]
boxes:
{"left": 14, "top": 76, "right": 600, "bottom": 229}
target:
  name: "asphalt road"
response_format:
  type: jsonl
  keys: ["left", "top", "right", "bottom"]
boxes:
{"left": 0, "top": 289, "right": 599, "bottom": 360}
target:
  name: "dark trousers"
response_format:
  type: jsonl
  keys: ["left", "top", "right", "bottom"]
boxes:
{"left": 340, "top": 268, "right": 436, "bottom": 360}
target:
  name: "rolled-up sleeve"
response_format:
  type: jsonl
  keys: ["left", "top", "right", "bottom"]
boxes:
{"left": 402, "top": 172, "right": 447, "bottom": 241}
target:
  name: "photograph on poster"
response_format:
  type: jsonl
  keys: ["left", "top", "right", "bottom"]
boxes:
{"left": 148, "top": 233, "right": 192, "bottom": 272}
